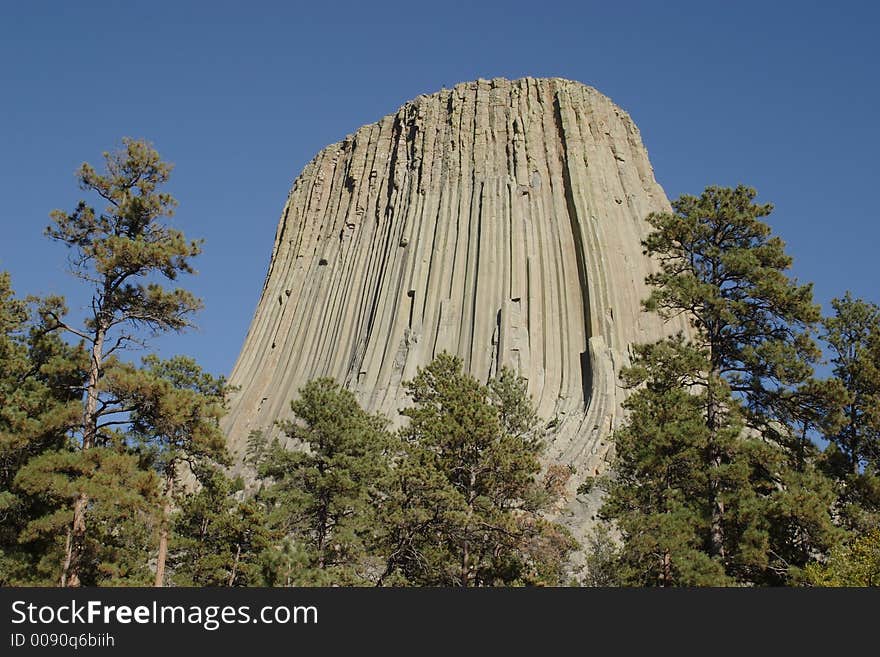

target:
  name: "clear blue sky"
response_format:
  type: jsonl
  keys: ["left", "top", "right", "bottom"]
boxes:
{"left": 2, "top": 0, "right": 878, "bottom": 379}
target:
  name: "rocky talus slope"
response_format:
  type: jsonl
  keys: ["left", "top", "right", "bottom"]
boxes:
{"left": 224, "top": 77, "right": 688, "bottom": 538}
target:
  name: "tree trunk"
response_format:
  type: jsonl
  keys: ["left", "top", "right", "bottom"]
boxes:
{"left": 316, "top": 501, "right": 328, "bottom": 570}
{"left": 849, "top": 405, "right": 861, "bottom": 476}
{"left": 461, "top": 469, "right": 477, "bottom": 587}
{"left": 461, "top": 540, "right": 470, "bottom": 587}
{"left": 63, "top": 327, "right": 105, "bottom": 587}
{"left": 660, "top": 549, "right": 672, "bottom": 587}
{"left": 154, "top": 467, "right": 175, "bottom": 587}
{"left": 60, "top": 526, "right": 74, "bottom": 586}
{"left": 228, "top": 544, "right": 241, "bottom": 587}
{"left": 706, "top": 372, "right": 726, "bottom": 562}
{"left": 65, "top": 496, "right": 88, "bottom": 587}
{"left": 315, "top": 459, "right": 329, "bottom": 570}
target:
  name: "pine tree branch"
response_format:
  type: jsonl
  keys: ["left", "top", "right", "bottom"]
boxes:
{"left": 103, "top": 334, "right": 144, "bottom": 359}
{"left": 44, "top": 309, "right": 92, "bottom": 344}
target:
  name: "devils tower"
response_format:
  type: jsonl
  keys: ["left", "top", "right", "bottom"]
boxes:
{"left": 224, "top": 77, "right": 687, "bottom": 536}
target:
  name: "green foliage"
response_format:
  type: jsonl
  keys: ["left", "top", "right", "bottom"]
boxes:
{"left": 582, "top": 525, "right": 622, "bottom": 587}
{"left": 119, "top": 354, "right": 231, "bottom": 585}
{"left": 577, "top": 478, "right": 595, "bottom": 496}
{"left": 250, "top": 379, "right": 391, "bottom": 585}
{"left": 804, "top": 529, "right": 880, "bottom": 586}
{"left": 110, "top": 354, "right": 230, "bottom": 476}
{"left": 601, "top": 337, "right": 732, "bottom": 585}
{"left": 246, "top": 359, "right": 575, "bottom": 587}
{"left": 171, "top": 465, "right": 275, "bottom": 586}
{"left": 379, "top": 354, "right": 576, "bottom": 586}
{"left": 15, "top": 446, "right": 159, "bottom": 586}
{"left": 45, "top": 137, "right": 202, "bottom": 335}
{"left": 129, "top": 355, "right": 229, "bottom": 467}
{"left": 5, "top": 140, "right": 279, "bottom": 588}
{"left": 819, "top": 294, "right": 880, "bottom": 530}
{"left": 600, "top": 186, "right": 841, "bottom": 586}
{"left": 643, "top": 184, "right": 821, "bottom": 429}
{"left": 0, "top": 273, "right": 86, "bottom": 584}
{"left": 38, "top": 138, "right": 207, "bottom": 586}
{"left": 603, "top": 335, "right": 840, "bottom": 586}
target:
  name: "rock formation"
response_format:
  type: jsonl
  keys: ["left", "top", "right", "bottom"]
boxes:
{"left": 224, "top": 77, "right": 688, "bottom": 538}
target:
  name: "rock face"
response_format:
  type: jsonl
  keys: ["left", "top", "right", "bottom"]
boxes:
{"left": 224, "top": 77, "right": 687, "bottom": 536}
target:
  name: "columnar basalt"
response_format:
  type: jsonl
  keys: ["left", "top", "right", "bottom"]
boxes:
{"left": 224, "top": 77, "right": 687, "bottom": 536}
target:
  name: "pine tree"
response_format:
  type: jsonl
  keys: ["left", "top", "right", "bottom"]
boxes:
{"left": 581, "top": 525, "right": 622, "bottom": 587}
{"left": 2, "top": 272, "right": 171, "bottom": 586}
{"left": 605, "top": 334, "right": 841, "bottom": 585}
{"left": 0, "top": 273, "right": 85, "bottom": 584}
{"left": 250, "top": 379, "right": 391, "bottom": 585}
{"left": 602, "top": 185, "right": 840, "bottom": 584}
{"left": 121, "top": 355, "right": 230, "bottom": 586}
{"left": 643, "top": 185, "right": 822, "bottom": 430}
{"left": 820, "top": 293, "right": 880, "bottom": 530}
{"left": 380, "top": 354, "right": 576, "bottom": 586}
{"left": 170, "top": 464, "right": 275, "bottom": 586}
{"left": 15, "top": 441, "right": 160, "bottom": 585}
{"left": 42, "top": 138, "right": 203, "bottom": 586}
{"left": 601, "top": 337, "right": 734, "bottom": 585}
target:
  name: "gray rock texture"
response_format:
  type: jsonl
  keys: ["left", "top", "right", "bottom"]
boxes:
{"left": 223, "top": 77, "right": 688, "bottom": 540}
